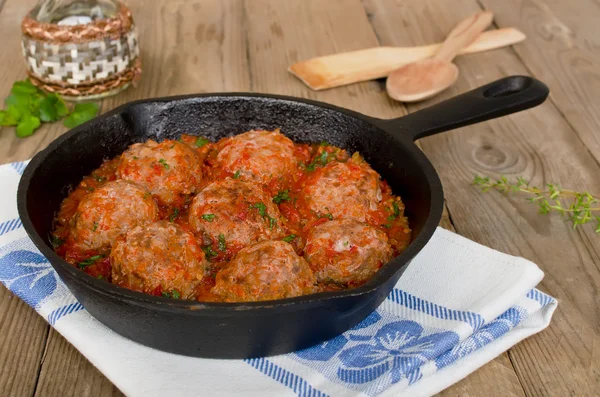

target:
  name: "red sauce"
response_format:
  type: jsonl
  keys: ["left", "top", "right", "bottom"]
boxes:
{"left": 52, "top": 133, "right": 411, "bottom": 301}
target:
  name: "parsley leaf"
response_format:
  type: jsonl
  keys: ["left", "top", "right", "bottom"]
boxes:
{"left": 162, "top": 290, "right": 181, "bottom": 299}
{"left": 233, "top": 170, "right": 241, "bottom": 179}
{"left": 195, "top": 137, "right": 210, "bottom": 147}
{"left": 282, "top": 234, "right": 296, "bottom": 243}
{"left": 202, "top": 245, "right": 218, "bottom": 260}
{"left": 273, "top": 189, "right": 291, "bottom": 204}
{"left": 250, "top": 202, "right": 267, "bottom": 217}
{"left": 201, "top": 214, "right": 215, "bottom": 222}
{"left": 218, "top": 234, "right": 227, "bottom": 251}
{"left": 169, "top": 208, "right": 180, "bottom": 222}
{"left": 320, "top": 151, "right": 328, "bottom": 165}
{"left": 39, "top": 93, "right": 68, "bottom": 122}
{"left": 64, "top": 102, "right": 99, "bottom": 128}
{"left": 158, "top": 158, "right": 170, "bottom": 169}
{"left": 78, "top": 254, "right": 104, "bottom": 270}
{"left": 16, "top": 114, "right": 41, "bottom": 138}
{"left": 50, "top": 235, "right": 64, "bottom": 249}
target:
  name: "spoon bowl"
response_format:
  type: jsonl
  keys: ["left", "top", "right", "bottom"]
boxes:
{"left": 386, "top": 58, "right": 459, "bottom": 102}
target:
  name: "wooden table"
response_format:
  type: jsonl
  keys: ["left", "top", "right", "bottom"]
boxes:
{"left": 1, "top": 0, "right": 598, "bottom": 396}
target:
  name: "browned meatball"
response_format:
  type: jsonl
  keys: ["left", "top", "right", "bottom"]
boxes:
{"left": 214, "top": 129, "right": 298, "bottom": 184}
{"left": 212, "top": 241, "right": 316, "bottom": 302}
{"left": 188, "top": 179, "right": 284, "bottom": 257}
{"left": 300, "top": 157, "right": 382, "bottom": 222}
{"left": 110, "top": 221, "right": 206, "bottom": 299}
{"left": 68, "top": 180, "right": 159, "bottom": 253}
{"left": 304, "top": 219, "right": 392, "bottom": 285}
{"left": 116, "top": 139, "right": 203, "bottom": 206}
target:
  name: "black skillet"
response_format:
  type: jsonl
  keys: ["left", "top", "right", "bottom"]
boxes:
{"left": 17, "top": 76, "right": 548, "bottom": 358}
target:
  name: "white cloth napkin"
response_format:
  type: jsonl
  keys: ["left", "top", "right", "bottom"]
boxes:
{"left": 0, "top": 161, "right": 557, "bottom": 397}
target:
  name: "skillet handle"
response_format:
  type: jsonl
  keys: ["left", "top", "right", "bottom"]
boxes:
{"left": 381, "top": 76, "right": 549, "bottom": 141}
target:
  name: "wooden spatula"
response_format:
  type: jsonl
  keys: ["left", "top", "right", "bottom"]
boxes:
{"left": 386, "top": 11, "right": 494, "bottom": 102}
{"left": 289, "top": 27, "right": 524, "bottom": 91}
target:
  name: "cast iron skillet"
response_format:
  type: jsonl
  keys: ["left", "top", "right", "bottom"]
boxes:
{"left": 17, "top": 76, "right": 548, "bottom": 359}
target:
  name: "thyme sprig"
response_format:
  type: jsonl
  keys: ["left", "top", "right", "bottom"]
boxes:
{"left": 473, "top": 175, "right": 600, "bottom": 233}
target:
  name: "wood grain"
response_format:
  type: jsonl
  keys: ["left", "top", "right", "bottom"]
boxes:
{"left": 478, "top": 0, "right": 600, "bottom": 167}
{"left": 364, "top": 0, "right": 600, "bottom": 396}
{"left": 0, "top": 287, "right": 48, "bottom": 397}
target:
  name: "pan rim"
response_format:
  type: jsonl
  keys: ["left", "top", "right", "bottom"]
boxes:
{"left": 17, "top": 92, "right": 444, "bottom": 313}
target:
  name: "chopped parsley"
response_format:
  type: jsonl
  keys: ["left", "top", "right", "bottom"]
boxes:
{"left": 169, "top": 208, "right": 180, "bottom": 222}
{"left": 201, "top": 214, "right": 215, "bottom": 222}
{"left": 305, "top": 151, "right": 330, "bottom": 171}
{"left": 319, "top": 141, "right": 329, "bottom": 146}
{"left": 51, "top": 235, "right": 64, "bottom": 249}
{"left": 143, "top": 192, "right": 151, "bottom": 200}
{"left": 162, "top": 290, "right": 181, "bottom": 299}
{"left": 387, "top": 201, "right": 401, "bottom": 221}
{"left": 282, "top": 234, "right": 296, "bottom": 243}
{"left": 218, "top": 234, "right": 227, "bottom": 251}
{"left": 78, "top": 255, "right": 104, "bottom": 270}
{"left": 86, "top": 187, "right": 95, "bottom": 192}
{"left": 250, "top": 202, "right": 277, "bottom": 229}
{"left": 343, "top": 240, "right": 349, "bottom": 247}
{"left": 320, "top": 151, "right": 329, "bottom": 165}
{"left": 93, "top": 174, "right": 106, "bottom": 182}
{"left": 92, "top": 222, "right": 98, "bottom": 231}
{"left": 96, "top": 275, "right": 104, "bottom": 280}
{"left": 233, "top": 170, "right": 241, "bottom": 179}
{"left": 195, "top": 137, "right": 210, "bottom": 147}
{"left": 273, "top": 189, "right": 291, "bottom": 204}
{"left": 133, "top": 156, "right": 139, "bottom": 160}
{"left": 158, "top": 158, "right": 170, "bottom": 169}
{"left": 202, "top": 245, "right": 218, "bottom": 260}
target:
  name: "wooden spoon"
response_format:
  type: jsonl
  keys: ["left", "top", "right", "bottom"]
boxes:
{"left": 386, "top": 11, "right": 494, "bottom": 102}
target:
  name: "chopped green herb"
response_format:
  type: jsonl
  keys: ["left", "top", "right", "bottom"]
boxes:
{"left": 306, "top": 162, "right": 317, "bottom": 172}
{"left": 343, "top": 240, "right": 349, "bottom": 247}
{"left": 250, "top": 202, "right": 267, "bottom": 217}
{"left": 273, "top": 189, "right": 291, "bottom": 204}
{"left": 195, "top": 137, "right": 210, "bottom": 147}
{"left": 133, "top": 156, "right": 139, "bottom": 160}
{"left": 201, "top": 214, "right": 215, "bottom": 222}
{"left": 202, "top": 245, "right": 218, "bottom": 260}
{"left": 233, "top": 170, "right": 241, "bottom": 179}
{"left": 97, "top": 275, "right": 104, "bottom": 280}
{"left": 218, "top": 234, "right": 227, "bottom": 251}
{"left": 92, "top": 222, "right": 98, "bottom": 231}
{"left": 320, "top": 151, "right": 329, "bottom": 165}
{"left": 87, "top": 187, "right": 95, "bottom": 192}
{"left": 321, "top": 212, "right": 333, "bottom": 220}
{"left": 143, "top": 192, "right": 151, "bottom": 199}
{"left": 169, "top": 208, "right": 180, "bottom": 222}
{"left": 381, "top": 224, "right": 392, "bottom": 229}
{"left": 282, "top": 234, "right": 296, "bottom": 243}
{"left": 319, "top": 141, "right": 329, "bottom": 146}
{"left": 78, "top": 255, "right": 104, "bottom": 270}
{"left": 172, "top": 290, "right": 181, "bottom": 299}
{"left": 267, "top": 216, "right": 277, "bottom": 229}
{"left": 51, "top": 235, "right": 64, "bottom": 249}
{"left": 392, "top": 201, "right": 400, "bottom": 216}
{"left": 93, "top": 174, "right": 106, "bottom": 182}
{"left": 158, "top": 158, "right": 170, "bottom": 169}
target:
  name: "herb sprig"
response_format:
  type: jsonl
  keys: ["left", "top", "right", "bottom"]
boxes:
{"left": 0, "top": 79, "right": 99, "bottom": 137}
{"left": 473, "top": 175, "right": 600, "bottom": 232}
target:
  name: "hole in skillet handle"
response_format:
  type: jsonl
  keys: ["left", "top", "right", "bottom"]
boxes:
{"left": 483, "top": 75, "right": 533, "bottom": 98}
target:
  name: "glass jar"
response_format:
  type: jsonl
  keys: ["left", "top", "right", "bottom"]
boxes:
{"left": 21, "top": 0, "right": 141, "bottom": 101}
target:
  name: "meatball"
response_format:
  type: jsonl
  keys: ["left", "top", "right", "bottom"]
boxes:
{"left": 212, "top": 241, "right": 316, "bottom": 302}
{"left": 68, "top": 180, "right": 159, "bottom": 253}
{"left": 110, "top": 221, "right": 206, "bottom": 299}
{"left": 300, "top": 158, "right": 382, "bottom": 222}
{"left": 304, "top": 219, "right": 392, "bottom": 285}
{"left": 188, "top": 179, "right": 284, "bottom": 257}
{"left": 116, "top": 139, "right": 203, "bottom": 206}
{"left": 214, "top": 129, "right": 297, "bottom": 184}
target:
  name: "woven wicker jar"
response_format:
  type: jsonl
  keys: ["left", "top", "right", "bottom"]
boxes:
{"left": 21, "top": 1, "right": 141, "bottom": 101}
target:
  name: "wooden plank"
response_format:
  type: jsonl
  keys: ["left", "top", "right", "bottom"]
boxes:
{"left": 363, "top": 0, "right": 600, "bottom": 396}
{"left": 33, "top": 0, "right": 251, "bottom": 395}
{"left": 478, "top": 0, "right": 600, "bottom": 166}
{"left": 243, "top": 1, "right": 525, "bottom": 396}
{"left": 34, "top": 330, "right": 123, "bottom": 397}
{"left": 0, "top": 286, "right": 48, "bottom": 397}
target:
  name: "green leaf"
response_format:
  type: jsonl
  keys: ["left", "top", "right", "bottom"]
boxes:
{"left": 282, "top": 234, "right": 296, "bottom": 243}
{"left": 11, "top": 79, "right": 40, "bottom": 95}
{"left": 0, "top": 106, "right": 20, "bottom": 126}
{"left": 233, "top": 170, "right": 241, "bottom": 179}
{"left": 218, "top": 234, "right": 227, "bottom": 251}
{"left": 201, "top": 214, "right": 215, "bottom": 222}
{"left": 64, "top": 102, "right": 99, "bottom": 128}
{"left": 39, "top": 94, "right": 68, "bottom": 122}
{"left": 273, "top": 189, "right": 291, "bottom": 204}
{"left": 5, "top": 92, "right": 30, "bottom": 109}
{"left": 16, "top": 114, "right": 41, "bottom": 138}
{"left": 195, "top": 137, "right": 210, "bottom": 147}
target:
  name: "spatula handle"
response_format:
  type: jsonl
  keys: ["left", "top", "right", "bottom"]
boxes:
{"left": 434, "top": 11, "right": 494, "bottom": 62}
